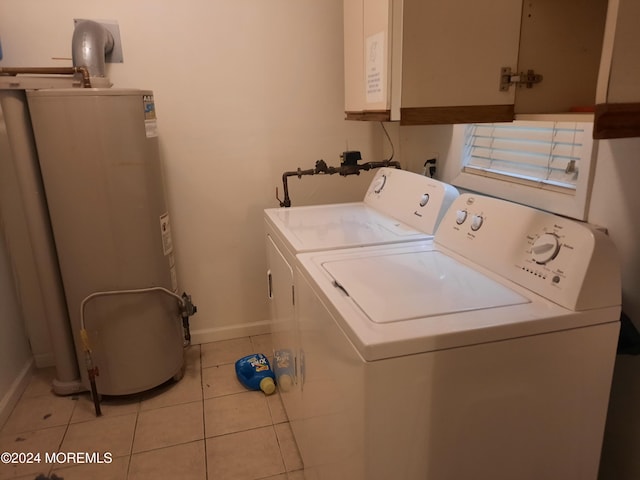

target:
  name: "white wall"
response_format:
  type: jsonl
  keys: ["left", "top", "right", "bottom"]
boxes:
{"left": 587, "top": 138, "right": 640, "bottom": 480}
{"left": 0, "top": 0, "right": 382, "bottom": 343}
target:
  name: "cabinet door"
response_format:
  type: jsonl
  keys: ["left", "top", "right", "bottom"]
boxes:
{"left": 400, "top": 0, "right": 522, "bottom": 124}
{"left": 344, "top": 0, "right": 365, "bottom": 114}
{"left": 515, "top": 0, "right": 608, "bottom": 115}
{"left": 363, "top": 0, "right": 392, "bottom": 113}
{"left": 344, "top": 0, "right": 395, "bottom": 120}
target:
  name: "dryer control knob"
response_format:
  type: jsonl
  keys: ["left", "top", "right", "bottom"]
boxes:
{"left": 470, "top": 215, "right": 484, "bottom": 231}
{"left": 532, "top": 233, "right": 560, "bottom": 264}
{"left": 455, "top": 209, "right": 468, "bottom": 225}
{"left": 371, "top": 174, "right": 387, "bottom": 194}
{"left": 419, "top": 193, "right": 430, "bottom": 207}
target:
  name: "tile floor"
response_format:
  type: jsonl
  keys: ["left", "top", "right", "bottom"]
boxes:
{"left": 0, "top": 334, "right": 305, "bottom": 480}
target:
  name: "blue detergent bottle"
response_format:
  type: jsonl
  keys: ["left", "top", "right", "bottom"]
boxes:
{"left": 235, "top": 353, "right": 276, "bottom": 395}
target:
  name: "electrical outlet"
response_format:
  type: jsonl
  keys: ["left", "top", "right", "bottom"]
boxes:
{"left": 423, "top": 152, "right": 438, "bottom": 177}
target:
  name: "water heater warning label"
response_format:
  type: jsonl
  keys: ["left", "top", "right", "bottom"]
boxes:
{"left": 143, "top": 94, "right": 158, "bottom": 138}
{"left": 159, "top": 213, "right": 173, "bottom": 256}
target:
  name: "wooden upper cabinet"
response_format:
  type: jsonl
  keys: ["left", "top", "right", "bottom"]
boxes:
{"left": 344, "top": 0, "right": 640, "bottom": 139}
{"left": 344, "top": 0, "right": 521, "bottom": 123}
{"left": 401, "top": 0, "right": 521, "bottom": 124}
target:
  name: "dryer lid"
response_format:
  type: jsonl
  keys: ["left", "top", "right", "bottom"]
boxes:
{"left": 270, "top": 203, "right": 425, "bottom": 251}
{"left": 322, "top": 250, "right": 529, "bottom": 324}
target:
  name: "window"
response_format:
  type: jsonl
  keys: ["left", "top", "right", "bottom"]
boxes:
{"left": 449, "top": 120, "right": 596, "bottom": 220}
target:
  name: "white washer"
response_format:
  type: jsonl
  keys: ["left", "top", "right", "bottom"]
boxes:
{"left": 295, "top": 193, "right": 621, "bottom": 480}
{"left": 264, "top": 168, "right": 458, "bottom": 450}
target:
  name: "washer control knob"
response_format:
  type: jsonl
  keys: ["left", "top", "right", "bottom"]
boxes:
{"left": 419, "top": 193, "right": 430, "bottom": 207}
{"left": 455, "top": 209, "right": 468, "bottom": 225}
{"left": 470, "top": 215, "right": 484, "bottom": 231}
{"left": 372, "top": 174, "right": 387, "bottom": 194}
{"left": 532, "top": 233, "right": 560, "bottom": 264}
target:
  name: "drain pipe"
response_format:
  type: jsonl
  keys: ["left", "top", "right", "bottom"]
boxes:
{"left": 0, "top": 91, "right": 82, "bottom": 394}
{"left": 71, "top": 19, "right": 114, "bottom": 88}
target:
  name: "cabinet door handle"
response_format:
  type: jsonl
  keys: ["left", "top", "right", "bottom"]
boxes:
{"left": 267, "top": 269, "right": 273, "bottom": 299}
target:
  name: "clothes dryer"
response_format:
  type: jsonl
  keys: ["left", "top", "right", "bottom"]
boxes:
{"left": 296, "top": 193, "right": 621, "bottom": 480}
{"left": 263, "top": 168, "right": 458, "bottom": 450}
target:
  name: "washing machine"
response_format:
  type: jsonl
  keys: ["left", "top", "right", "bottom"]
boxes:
{"left": 295, "top": 193, "right": 621, "bottom": 480}
{"left": 264, "top": 168, "right": 458, "bottom": 455}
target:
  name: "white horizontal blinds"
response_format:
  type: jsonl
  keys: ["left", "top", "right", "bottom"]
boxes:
{"left": 463, "top": 121, "right": 590, "bottom": 193}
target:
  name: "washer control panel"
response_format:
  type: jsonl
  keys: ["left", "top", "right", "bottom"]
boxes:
{"left": 364, "top": 168, "right": 459, "bottom": 235}
{"left": 436, "top": 194, "right": 620, "bottom": 310}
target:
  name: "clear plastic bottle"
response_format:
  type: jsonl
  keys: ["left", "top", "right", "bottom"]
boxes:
{"left": 274, "top": 349, "right": 295, "bottom": 392}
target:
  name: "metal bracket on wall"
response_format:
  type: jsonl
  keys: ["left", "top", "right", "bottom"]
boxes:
{"left": 499, "top": 67, "right": 543, "bottom": 91}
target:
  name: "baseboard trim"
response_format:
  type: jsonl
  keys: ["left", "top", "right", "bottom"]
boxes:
{"left": 0, "top": 358, "right": 34, "bottom": 430}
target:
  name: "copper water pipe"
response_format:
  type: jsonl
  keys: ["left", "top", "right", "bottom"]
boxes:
{"left": 0, "top": 66, "right": 92, "bottom": 88}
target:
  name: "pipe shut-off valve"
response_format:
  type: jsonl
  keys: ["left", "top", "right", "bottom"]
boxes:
{"left": 179, "top": 292, "right": 197, "bottom": 345}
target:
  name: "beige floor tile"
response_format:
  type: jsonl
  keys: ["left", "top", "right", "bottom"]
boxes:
{"left": 183, "top": 344, "right": 202, "bottom": 371}
{"left": 268, "top": 393, "right": 288, "bottom": 424}
{"left": 204, "top": 391, "right": 272, "bottom": 438}
{"left": 202, "top": 363, "right": 246, "bottom": 398}
{"left": 0, "top": 426, "right": 65, "bottom": 480}
{"left": 128, "top": 440, "right": 206, "bottom": 480}
{"left": 1, "top": 337, "right": 307, "bottom": 480}
{"left": 133, "top": 400, "right": 204, "bottom": 453}
{"left": 70, "top": 392, "right": 140, "bottom": 423}
{"left": 61, "top": 412, "right": 137, "bottom": 458}
{"left": 1, "top": 394, "right": 76, "bottom": 435}
{"left": 139, "top": 363, "right": 202, "bottom": 411}
{"left": 206, "top": 426, "right": 285, "bottom": 480}
{"left": 201, "top": 337, "right": 253, "bottom": 368}
{"left": 250, "top": 333, "right": 274, "bottom": 358}
{"left": 51, "top": 454, "right": 129, "bottom": 480}
{"left": 275, "top": 422, "right": 303, "bottom": 471}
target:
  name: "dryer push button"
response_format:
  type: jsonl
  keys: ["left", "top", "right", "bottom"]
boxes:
{"left": 470, "top": 215, "right": 484, "bottom": 231}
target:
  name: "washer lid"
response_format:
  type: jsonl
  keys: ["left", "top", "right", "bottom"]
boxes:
{"left": 269, "top": 203, "right": 426, "bottom": 251}
{"left": 323, "top": 250, "right": 529, "bottom": 323}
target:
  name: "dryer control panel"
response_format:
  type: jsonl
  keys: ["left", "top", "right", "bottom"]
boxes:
{"left": 435, "top": 194, "right": 621, "bottom": 311}
{"left": 364, "top": 168, "right": 459, "bottom": 236}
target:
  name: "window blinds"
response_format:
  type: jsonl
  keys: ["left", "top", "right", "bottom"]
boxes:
{"left": 462, "top": 121, "right": 590, "bottom": 194}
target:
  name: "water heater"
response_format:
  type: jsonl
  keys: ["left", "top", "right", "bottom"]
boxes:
{"left": 27, "top": 88, "right": 184, "bottom": 396}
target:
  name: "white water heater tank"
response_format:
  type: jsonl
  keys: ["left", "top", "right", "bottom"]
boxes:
{"left": 27, "top": 88, "right": 184, "bottom": 396}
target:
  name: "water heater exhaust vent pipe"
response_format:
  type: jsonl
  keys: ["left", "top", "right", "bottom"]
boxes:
{"left": 72, "top": 19, "right": 114, "bottom": 88}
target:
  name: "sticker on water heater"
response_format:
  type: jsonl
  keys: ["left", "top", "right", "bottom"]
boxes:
{"left": 145, "top": 120, "right": 158, "bottom": 138}
{"left": 143, "top": 94, "right": 158, "bottom": 138}
{"left": 159, "top": 213, "right": 174, "bottom": 256}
